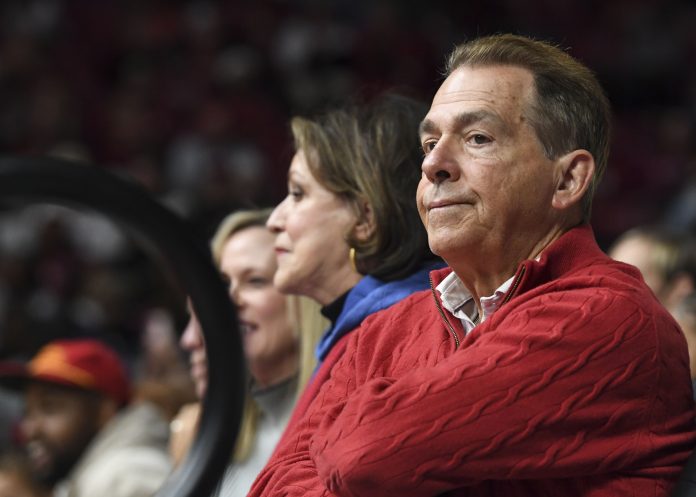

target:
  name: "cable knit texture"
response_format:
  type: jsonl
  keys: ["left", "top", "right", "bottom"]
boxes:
{"left": 315, "top": 262, "right": 445, "bottom": 363}
{"left": 249, "top": 225, "right": 696, "bottom": 497}
{"left": 284, "top": 262, "right": 444, "bottom": 442}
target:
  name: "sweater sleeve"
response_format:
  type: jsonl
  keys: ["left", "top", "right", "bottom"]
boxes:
{"left": 309, "top": 289, "right": 686, "bottom": 497}
{"left": 247, "top": 335, "right": 357, "bottom": 497}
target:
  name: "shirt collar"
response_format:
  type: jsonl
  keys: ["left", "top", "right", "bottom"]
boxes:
{"left": 436, "top": 271, "right": 514, "bottom": 329}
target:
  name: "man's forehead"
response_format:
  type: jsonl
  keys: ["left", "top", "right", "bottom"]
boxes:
{"left": 25, "top": 380, "right": 95, "bottom": 401}
{"left": 430, "top": 64, "right": 534, "bottom": 108}
{"left": 421, "top": 65, "right": 534, "bottom": 134}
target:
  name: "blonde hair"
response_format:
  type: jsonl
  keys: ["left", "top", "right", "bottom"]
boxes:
{"left": 210, "top": 209, "right": 327, "bottom": 463}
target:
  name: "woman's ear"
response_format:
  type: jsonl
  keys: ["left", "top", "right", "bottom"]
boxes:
{"left": 352, "top": 198, "right": 376, "bottom": 243}
{"left": 552, "top": 149, "right": 595, "bottom": 211}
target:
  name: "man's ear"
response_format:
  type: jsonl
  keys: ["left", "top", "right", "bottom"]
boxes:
{"left": 352, "top": 198, "right": 376, "bottom": 243}
{"left": 552, "top": 149, "right": 595, "bottom": 211}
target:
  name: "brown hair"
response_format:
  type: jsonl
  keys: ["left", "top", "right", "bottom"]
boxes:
{"left": 446, "top": 34, "right": 611, "bottom": 222}
{"left": 291, "top": 93, "right": 438, "bottom": 280}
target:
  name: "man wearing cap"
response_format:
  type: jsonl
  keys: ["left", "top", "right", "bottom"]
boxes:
{"left": 1, "top": 339, "right": 171, "bottom": 497}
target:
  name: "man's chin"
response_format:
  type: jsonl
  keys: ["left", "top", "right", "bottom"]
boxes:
{"left": 28, "top": 450, "right": 74, "bottom": 486}
{"left": 33, "top": 463, "right": 61, "bottom": 486}
{"left": 26, "top": 446, "right": 53, "bottom": 481}
{"left": 427, "top": 236, "right": 462, "bottom": 259}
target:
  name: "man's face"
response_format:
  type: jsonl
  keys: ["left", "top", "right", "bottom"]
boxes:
{"left": 417, "top": 65, "right": 559, "bottom": 267}
{"left": 20, "top": 383, "right": 103, "bottom": 486}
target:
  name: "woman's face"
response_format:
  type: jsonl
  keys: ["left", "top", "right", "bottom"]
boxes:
{"left": 180, "top": 226, "right": 297, "bottom": 394}
{"left": 179, "top": 305, "right": 207, "bottom": 398}
{"left": 267, "top": 150, "right": 362, "bottom": 305}
{"left": 219, "top": 226, "right": 297, "bottom": 382}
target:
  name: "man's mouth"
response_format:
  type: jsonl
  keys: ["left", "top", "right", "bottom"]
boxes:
{"left": 26, "top": 440, "right": 52, "bottom": 472}
{"left": 426, "top": 197, "right": 474, "bottom": 212}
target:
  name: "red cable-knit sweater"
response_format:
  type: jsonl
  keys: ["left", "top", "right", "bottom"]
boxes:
{"left": 249, "top": 225, "right": 696, "bottom": 497}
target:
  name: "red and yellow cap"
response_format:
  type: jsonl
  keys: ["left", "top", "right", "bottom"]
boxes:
{"left": 0, "top": 339, "right": 131, "bottom": 406}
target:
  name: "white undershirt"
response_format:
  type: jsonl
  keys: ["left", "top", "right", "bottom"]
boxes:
{"left": 436, "top": 272, "right": 514, "bottom": 335}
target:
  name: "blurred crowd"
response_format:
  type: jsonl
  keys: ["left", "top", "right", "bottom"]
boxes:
{"left": 0, "top": 2, "right": 695, "bottom": 495}
{"left": 1, "top": 0, "right": 696, "bottom": 360}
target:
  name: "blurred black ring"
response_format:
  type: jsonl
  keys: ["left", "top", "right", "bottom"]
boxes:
{"left": 0, "top": 156, "right": 245, "bottom": 497}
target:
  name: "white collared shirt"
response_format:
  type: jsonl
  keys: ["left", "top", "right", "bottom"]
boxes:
{"left": 436, "top": 271, "right": 514, "bottom": 335}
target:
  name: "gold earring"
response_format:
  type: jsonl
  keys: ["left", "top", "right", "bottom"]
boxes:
{"left": 349, "top": 247, "right": 357, "bottom": 272}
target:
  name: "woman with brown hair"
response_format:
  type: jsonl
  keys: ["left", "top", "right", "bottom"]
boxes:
{"left": 267, "top": 93, "right": 443, "bottom": 420}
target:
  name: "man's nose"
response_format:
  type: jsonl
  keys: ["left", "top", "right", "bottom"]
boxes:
{"left": 421, "top": 139, "right": 460, "bottom": 184}
{"left": 20, "top": 414, "right": 39, "bottom": 440}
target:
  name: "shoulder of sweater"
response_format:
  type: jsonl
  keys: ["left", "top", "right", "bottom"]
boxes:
{"left": 343, "top": 288, "right": 442, "bottom": 357}
{"left": 489, "top": 267, "right": 680, "bottom": 358}
{"left": 360, "top": 287, "right": 435, "bottom": 327}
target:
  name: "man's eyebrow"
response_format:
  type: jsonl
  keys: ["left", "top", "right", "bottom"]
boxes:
{"left": 460, "top": 110, "right": 501, "bottom": 125}
{"left": 419, "top": 110, "right": 506, "bottom": 138}
{"left": 418, "top": 118, "right": 437, "bottom": 137}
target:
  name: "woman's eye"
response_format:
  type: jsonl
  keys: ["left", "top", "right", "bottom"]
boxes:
{"left": 248, "top": 277, "right": 269, "bottom": 287}
{"left": 288, "top": 188, "right": 304, "bottom": 200}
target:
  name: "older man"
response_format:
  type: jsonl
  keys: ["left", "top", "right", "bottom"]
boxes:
{"left": 250, "top": 34, "right": 696, "bottom": 497}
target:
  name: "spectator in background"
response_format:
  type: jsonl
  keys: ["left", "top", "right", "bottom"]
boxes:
{"left": 132, "top": 308, "right": 197, "bottom": 422}
{"left": 170, "top": 209, "right": 326, "bottom": 497}
{"left": 674, "top": 293, "right": 696, "bottom": 392}
{"left": 0, "top": 451, "right": 49, "bottom": 497}
{"left": 0, "top": 339, "right": 170, "bottom": 497}
{"left": 609, "top": 226, "right": 696, "bottom": 313}
{"left": 609, "top": 228, "right": 696, "bottom": 396}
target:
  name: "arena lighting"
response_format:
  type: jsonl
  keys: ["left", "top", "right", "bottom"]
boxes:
{"left": 0, "top": 156, "right": 244, "bottom": 497}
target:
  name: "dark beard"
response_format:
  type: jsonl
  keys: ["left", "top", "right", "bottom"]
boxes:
{"left": 31, "top": 414, "right": 101, "bottom": 486}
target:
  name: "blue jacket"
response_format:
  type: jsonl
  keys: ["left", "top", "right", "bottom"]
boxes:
{"left": 315, "top": 261, "right": 444, "bottom": 364}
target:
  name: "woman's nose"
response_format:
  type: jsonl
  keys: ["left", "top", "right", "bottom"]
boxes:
{"left": 266, "top": 199, "right": 287, "bottom": 234}
{"left": 180, "top": 315, "right": 203, "bottom": 350}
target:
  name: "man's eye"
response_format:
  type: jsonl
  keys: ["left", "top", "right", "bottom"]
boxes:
{"left": 289, "top": 188, "right": 303, "bottom": 200}
{"left": 470, "top": 134, "right": 490, "bottom": 145}
{"left": 422, "top": 140, "right": 437, "bottom": 155}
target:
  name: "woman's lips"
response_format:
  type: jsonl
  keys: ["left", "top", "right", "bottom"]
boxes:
{"left": 239, "top": 320, "right": 257, "bottom": 336}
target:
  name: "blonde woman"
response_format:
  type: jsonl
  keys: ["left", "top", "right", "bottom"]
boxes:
{"left": 170, "top": 209, "right": 326, "bottom": 497}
